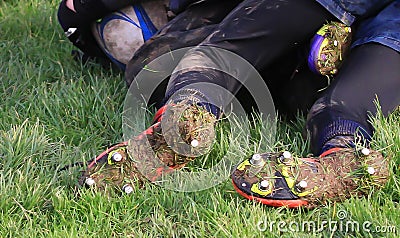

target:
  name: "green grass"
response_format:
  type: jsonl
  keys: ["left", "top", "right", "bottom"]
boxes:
{"left": 0, "top": 1, "right": 399, "bottom": 237}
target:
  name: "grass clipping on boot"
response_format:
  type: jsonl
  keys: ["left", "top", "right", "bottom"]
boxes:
{"left": 80, "top": 103, "right": 216, "bottom": 193}
{"left": 78, "top": 145, "right": 146, "bottom": 193}
{"left": 158, "top": 103, "right": 217, "bottom": 167}
{"left": 232, "top": 148, "right": 389, "bottom": 208}
{"left": 314, "top": 22, "right": 352, "bottom": 76}
{"left": 130, "top": 103, "right": 217, "bottom": 182}
{"left": 298, "top": 149, "right": 389, "bottom": 207}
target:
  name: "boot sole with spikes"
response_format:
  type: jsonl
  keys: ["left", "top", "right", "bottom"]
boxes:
{"left": 231, "top": 148, "right": 389, "bottom": 208}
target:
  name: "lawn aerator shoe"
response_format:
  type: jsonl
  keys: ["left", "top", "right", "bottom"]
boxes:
{"left": 308, "top": 21, "right": 352, "bottom": 76}
{"left": 78, "top": 103, "right": 216, "bottom": 192}
{"left": 231, "top": 148, "right": 389, "bottom": 208}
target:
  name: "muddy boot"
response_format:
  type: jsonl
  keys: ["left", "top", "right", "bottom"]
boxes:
{"left": 231, "top": 147, "right": 389, "bottom": 208}
{"left": 78, "top": 102, "right": 216, "bottom": 193}
{"left": 78, "top": 141, "right": 144, "bottom": 193}
{"left": 308, "top": 21, "right": 352, "bottom": 76}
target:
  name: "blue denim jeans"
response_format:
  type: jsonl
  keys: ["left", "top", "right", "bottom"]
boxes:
{"left": 316, "top": 0, "right": 400, "bottom": 52}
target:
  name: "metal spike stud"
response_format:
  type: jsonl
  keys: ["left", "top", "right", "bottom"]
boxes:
{"left": 283, "top": 151, "right": 292, "bottom": 159}
{"left": 122, "top": 184, "right": 134, "bottom": 194}
{"left": 279, "top": 151, "right": 292, "bottom": 163}
{"left": 250, "top": 154, "right": 262, "bottom": 165}
{"left": 85, "top": 177, "right": 95, "bottom": 186}
{"left": 367, "top": 167, "right": 376, "bottom": 175}
{"left": 259, "top": 180, "right": 271, "bottom": 191}
{"left": 334, "top": 40, "right": 338, "bottom": 46}
{"left": 361, "top": 148, "right": 370, "bottom": 156}
{"left": 295, "top": 180, "right": 308, "bottom": 192}
{"left": 191, "top": 139, "right": 199, "bottom": 147}
{"left": 298, "top": 180, "right": 308, "bottom": 188}
{"left": 111, "top": 152, "right": 123, "bottom": 162}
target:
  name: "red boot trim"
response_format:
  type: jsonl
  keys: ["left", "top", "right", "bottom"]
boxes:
{"left": 232, "top": 179, "right": 308, "bottom": 208}
{"left": 88, "top": 141, "right": 128, "bottom": 168}
{"left": 319, "top": 147, "right": 343, "bottom": 158}
{"left": 152, "top": 105, "right": 170, "bottom": 123}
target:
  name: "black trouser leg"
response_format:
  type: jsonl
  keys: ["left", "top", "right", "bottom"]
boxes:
{"left": 164, "top": 0, "right": 334, "bottom": 114}
{"left": 125, "top": 0, "right": 242, "bottom": 85}
{"left": 307, "top": 43, "right": 400, "bottom": 155}
{"left": 125, "top": 0, "right": 242, "bottom": 108}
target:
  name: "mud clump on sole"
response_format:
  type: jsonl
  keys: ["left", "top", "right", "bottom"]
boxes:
{"left": 231, "top": 148, "right": 389, "bottom": 208}
{"left": 78, "top": 103, "right": 217, "bottom": 193}
{"left": 129, "top": 103, "right": 217, "bottom": 181}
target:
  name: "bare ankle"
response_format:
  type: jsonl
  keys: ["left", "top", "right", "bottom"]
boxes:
{"left": 66, "top": 0, "right": 76, "bottom": 12}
